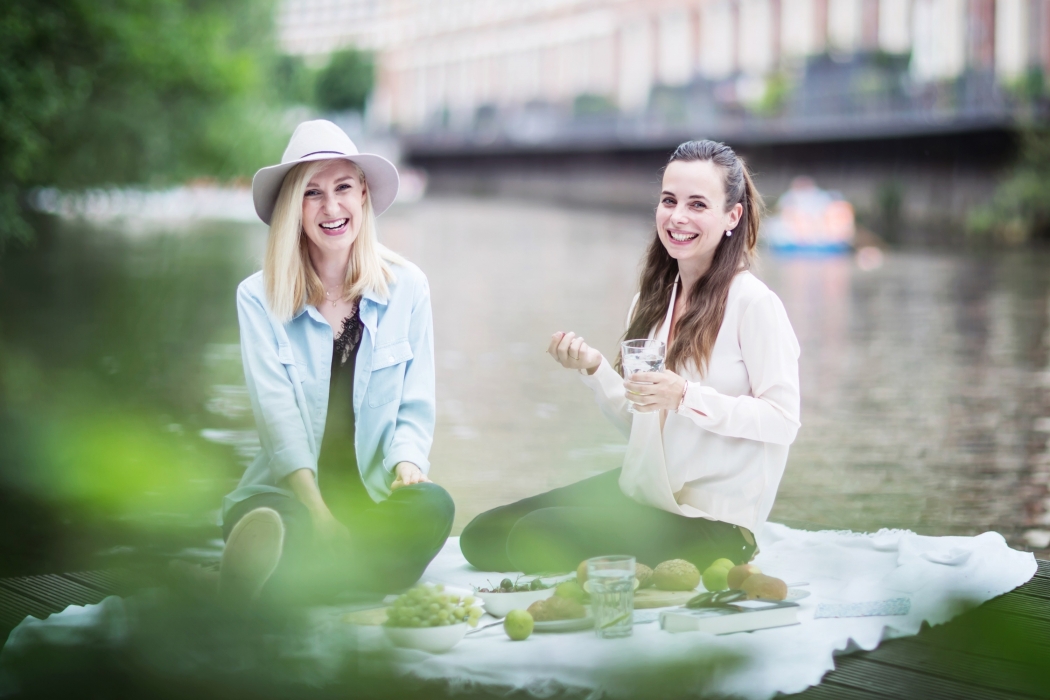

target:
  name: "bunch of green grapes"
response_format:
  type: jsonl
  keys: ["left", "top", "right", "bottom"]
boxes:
{"left": 384, "top": 584, "right": 484, "bottom": 628}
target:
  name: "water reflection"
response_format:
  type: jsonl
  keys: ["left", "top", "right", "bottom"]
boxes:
{"left": 1, "top": 198, "right": 1047, "bottom": 575}
{"left": 764, "top": 252, "right": 1049, "bottom": 546}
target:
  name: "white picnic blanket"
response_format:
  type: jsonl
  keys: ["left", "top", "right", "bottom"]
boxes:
{"left": 1, "top": 524, "right": 1036, "bottom": 699}
{"left": 366, "top": 524, "right": 1036, "bottom": 699}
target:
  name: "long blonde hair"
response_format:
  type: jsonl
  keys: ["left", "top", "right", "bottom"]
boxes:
{"left": 263, "top": 159, "right": 404, "bottom": 321}
{"left": 618, "top": 140, "right": 761, "bottom": 376}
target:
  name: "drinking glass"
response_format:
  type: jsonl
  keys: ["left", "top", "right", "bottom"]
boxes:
{"left": 620, "top": 339, "right": 666, "bottom": 414}
{"left": 587, "top": 555, "right": 635, "bottom": 639}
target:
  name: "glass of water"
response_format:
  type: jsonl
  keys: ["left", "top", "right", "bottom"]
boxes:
{"left": 621, "top": 339, "right": 666, "bottom": 414}
{"left": 587, "top": 555, "right": 636, "bottom": 639}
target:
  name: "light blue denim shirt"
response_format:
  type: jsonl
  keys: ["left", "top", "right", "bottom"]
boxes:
{"left": 221, "top": 260, "right": 435, "bottom": 524}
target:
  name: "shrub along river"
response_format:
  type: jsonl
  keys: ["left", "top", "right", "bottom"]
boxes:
{"left": 1, "top": 195, "right": 1048, "bottom": 576}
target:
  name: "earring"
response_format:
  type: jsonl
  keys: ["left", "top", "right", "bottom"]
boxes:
{"left": 725, "top": 230, "right": 732, "bottom": 237}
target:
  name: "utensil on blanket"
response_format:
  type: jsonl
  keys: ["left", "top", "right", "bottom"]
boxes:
{"left": 814, "top": 598, "right": 910, "bottom": 618}
{"left": 466, "top": 617, "right": 506, "bottom": 635}
{"left": 465, "top": 611, "right": 598, "bottom": 635}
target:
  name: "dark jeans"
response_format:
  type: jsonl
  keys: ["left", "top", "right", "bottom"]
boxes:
{"left": 223, "top": 482, "right": 455, "bottom": 600}
{"left": 460, "top": 468, "right": 755, "bottom": 573}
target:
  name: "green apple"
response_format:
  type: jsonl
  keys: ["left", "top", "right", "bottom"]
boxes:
{"left": 555, "top": 581, "right": 586, "bottom": 602}
{"left": 701, "top": 564, "right": 730, "bottom": 592}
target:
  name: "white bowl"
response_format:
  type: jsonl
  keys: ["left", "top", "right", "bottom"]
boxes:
{"left": 383, "top": 622, "right": 468, "bottom": 653}
{"left": 475, "top": 587, "right": 555, "bottom": 618}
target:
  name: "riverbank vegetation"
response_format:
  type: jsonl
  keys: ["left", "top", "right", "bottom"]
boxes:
{"left": 0, "top": 0, "right": 271, "bottom": 241}
{"left": 0, "top": 0, "right": 373, "bottom": 577}
{"left": 968, "top": 126, "right": 1050, "bottom": 245}
{"left": 0, "top": 0, "right": 375, "bottom": 245}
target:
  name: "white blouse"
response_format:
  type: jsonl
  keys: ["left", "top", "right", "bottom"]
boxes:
{"left": 580, "top": 270, "right": 801, "bottom": 533}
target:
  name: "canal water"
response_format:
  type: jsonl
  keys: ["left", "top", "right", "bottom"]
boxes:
{"left": 1, "top": 195, "right": 1048, "bottom": 574}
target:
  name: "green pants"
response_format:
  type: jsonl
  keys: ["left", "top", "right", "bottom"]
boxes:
{"left": 460, "top": 468, "right": 755, "bottom": 573}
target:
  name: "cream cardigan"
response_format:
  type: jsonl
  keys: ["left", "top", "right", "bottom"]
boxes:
{"left": 580, "top": 270, "right": 801, "bottom": 533}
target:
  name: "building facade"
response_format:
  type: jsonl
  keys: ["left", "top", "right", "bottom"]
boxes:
{"left": 277, "top": 0, "right": 1050, "bottom": 131}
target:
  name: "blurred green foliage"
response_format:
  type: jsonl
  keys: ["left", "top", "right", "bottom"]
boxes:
{"left": 753, "top": 72, "right": 791, "bottom": 117}
{"left": 0, "top": 215, "right": 257, "bottom": 575}
{"left": 874, "top": 179, "right": 905, "bottom": 243}
{"left": 573, "top": 93, "right": 617, "bottom": 117}
{"left": 314, "top": 48, "right": 376, "bottom": 113}
{"left": 968, "top": 127, "right": 1050, "bottom": 244}
{"left": 1002, "top": 67, "right": 1048, "bottom": 103}
{"left": 0, "top": 0, "right": 289, "bottom": 243}
{"left": 0, "top": 0, "right": 380, "bottom": 574}
{"left": 274, "top": 54, "right": 316, "bottom": 106}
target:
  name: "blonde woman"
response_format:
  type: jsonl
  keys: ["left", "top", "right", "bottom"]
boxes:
{"left": 219, "top": 120, "right": 453, "bottom": 603}
{"left": 461, "top": 140, "right": 800, "bottom": 574}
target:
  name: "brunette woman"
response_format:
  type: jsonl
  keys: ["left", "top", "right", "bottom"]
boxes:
{"left": 460, "top": 140, "right": 800, "bottom": 573}
{"left": 218, "top": 120, "right": 453, "bottom": 603}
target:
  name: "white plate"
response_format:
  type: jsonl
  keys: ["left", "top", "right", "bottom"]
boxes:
{"left": 475, "top": 587, "right": 555, "bottom": 618}
{"left": 383, "top": 622, "right": 468, "bottom": 653}
{"left": 534, "top": 612, "right": 594, "bottom": 633}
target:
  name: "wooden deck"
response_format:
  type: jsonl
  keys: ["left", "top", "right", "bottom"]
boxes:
{"left": 791, "top": 559, "right": 1050, "bottom": 700}
{"left": 0, "top": 562, "right": 1047, "bottom": 698}
{"left": 0, "top": 570, "right": 127, "bottom": 638}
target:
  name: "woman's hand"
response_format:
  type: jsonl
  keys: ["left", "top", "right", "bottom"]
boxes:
{"left": 282, "top": 468, "right": 351, "bottom": 552}
{"left": 311, "top": 506, "right": 352, "bottom": 553}
{"left": 624, "top": 370, "right": 687, "bottom": 413}
{"left": 391, "top": 461, "right": 430, "bottom": 490}
{"left": 548, "top": 331, "right": 602, "bottom": 375}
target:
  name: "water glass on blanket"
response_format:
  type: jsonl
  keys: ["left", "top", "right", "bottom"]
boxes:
{"left": 621, "top": 340, "right": 665, "bottom": 414}
{"left": 588, "top": 555, "right": 636, "bottom": 638}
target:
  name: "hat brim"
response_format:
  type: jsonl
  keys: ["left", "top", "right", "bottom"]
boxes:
{"left": 251, "top": 152, "right": 400, "bottom": 225}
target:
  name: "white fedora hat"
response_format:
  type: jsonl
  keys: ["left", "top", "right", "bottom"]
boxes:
{"left": 251, "top": 120, "right": 400, "bottom": 225}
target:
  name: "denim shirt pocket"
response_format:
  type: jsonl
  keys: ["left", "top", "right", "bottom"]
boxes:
{"left": 367, "top": 339, "right": 413, "bottom": 408}
{"left": 277, "top": 344, "right": 306, "bottom": 383}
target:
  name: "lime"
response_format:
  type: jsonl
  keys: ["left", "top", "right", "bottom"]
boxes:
{"left": 710, "top": 558, "right": 735, "bottom": 571}
{"left": 504, "top": 609, "right": 534, "bottom": 641}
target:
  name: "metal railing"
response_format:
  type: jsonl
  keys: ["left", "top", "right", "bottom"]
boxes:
{"left": 403, "top": 57, "right": 1048, "bottom": 155}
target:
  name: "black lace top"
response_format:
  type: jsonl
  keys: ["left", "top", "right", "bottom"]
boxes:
{"left": 333, "top": 302, "right": 363, "bottom": 367}
{"left": 318, "top": 301, "right": 369, "bottom": 512}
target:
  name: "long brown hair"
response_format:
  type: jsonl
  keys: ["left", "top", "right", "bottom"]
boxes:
{"left": 617, "top": 140, "right": 761, "bottom": 376}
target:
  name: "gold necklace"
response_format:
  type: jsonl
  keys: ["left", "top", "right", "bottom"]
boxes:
{"left": 324, "top": 285, "right": 344, "bottom": 308}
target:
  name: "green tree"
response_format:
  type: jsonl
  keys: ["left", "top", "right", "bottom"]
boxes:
{"left": 314, "top": 48, "right": 375, "bottom": 113}
{"left": 273, "top": 53, "right": 315, "bottom": 106}
{"left": 0, "top": 0, "right": 287, "bottom": 243}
